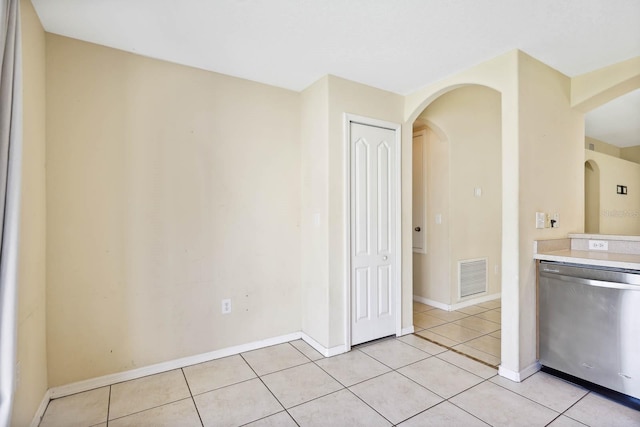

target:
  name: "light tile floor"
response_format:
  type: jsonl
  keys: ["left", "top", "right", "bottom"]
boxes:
{"left": 414, "top": 300, "right": 502, "bottom": 367}
{"left": 38, "top": 338, "right": 640, "bottom": 427}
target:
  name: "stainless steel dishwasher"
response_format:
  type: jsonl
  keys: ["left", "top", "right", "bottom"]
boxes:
{"left": 538, "top": 261, "right": 640, "bottom": 401}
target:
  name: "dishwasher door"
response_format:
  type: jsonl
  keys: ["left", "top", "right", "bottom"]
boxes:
{"left": 539, "top": 261, "right": 640, "bottom": 399}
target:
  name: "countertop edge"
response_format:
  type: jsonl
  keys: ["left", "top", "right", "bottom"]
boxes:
{"left": 533, "top": 252, "right": 640, "bottom": 270}
{"left": 568, "top": 233, "right": 640, "bottom": 242}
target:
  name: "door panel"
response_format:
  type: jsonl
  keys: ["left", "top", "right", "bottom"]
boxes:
{"left": 355, "top": 267, "right": 370, "bottom": 321}
{"left": 354, "top": 138, "right": 370, "bottom": 256}
{"left": 351, "top": 122, "right": 397, "bottom": 345}
{"left": 377, "top": 141, "right": 391, "bottom": 254}
{"left": 378, "top": 265, "right": 392, "bottom": 316}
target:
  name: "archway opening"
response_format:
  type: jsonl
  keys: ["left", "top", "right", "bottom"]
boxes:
{"left": 411, "top": 84, "right": 503, "bottom": 367}
{"left": 584, "top": 160, "right": 600, "bottom": 234}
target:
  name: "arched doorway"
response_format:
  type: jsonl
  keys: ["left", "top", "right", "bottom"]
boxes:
{"left": 411, "top": 85, "right": 503, "bottom": 367}
{"left": 584, "top": 160, "right": 600, "bottom": 233}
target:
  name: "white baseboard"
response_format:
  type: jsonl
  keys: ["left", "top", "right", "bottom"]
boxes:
{"left": 31, "top": 325, "right": 406, "bottom": 425}
{"left": 29, "top": 389, "right": 51, "bottom": 427}
{"left": 413, "top": 293, "right": 501, "bottom": 312}
{"left": 300, "top": 333, "right": 347, "bottom": 357}
{"left": 413, "top": 295, "right": 449, "bottom": 311}
{"left": 399, "top": 326, "right": 415, "bottom": 336}
{"left": 498, "top": 361, "right": 541, "bottom": 382}
{"left": 48, "top": 331, "right": 302, "bottom": 400}
{"left": 451, "top": 293, "right": 501, "bottom": 311}
{"left": 33, "top": 329, "right": 350, "bottom": 425}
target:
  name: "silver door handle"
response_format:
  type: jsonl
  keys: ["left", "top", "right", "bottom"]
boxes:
{"left": 383, "top": 256, "right": 388, "bottom": 261}
{"left": 414, "top": 227, "right": 421, "bottom": 232}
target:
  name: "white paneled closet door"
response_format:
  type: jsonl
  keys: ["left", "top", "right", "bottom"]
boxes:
{"left": 350, "top": 121, "right": 397, "bottom": 345}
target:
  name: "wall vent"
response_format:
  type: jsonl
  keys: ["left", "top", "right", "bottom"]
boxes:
{"left": 459, "top": 258, "right": 488, "bottom": 298}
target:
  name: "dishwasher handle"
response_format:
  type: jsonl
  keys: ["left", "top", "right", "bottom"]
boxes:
{"left": 540, "top": 271, "right": 640, "bottom": 291}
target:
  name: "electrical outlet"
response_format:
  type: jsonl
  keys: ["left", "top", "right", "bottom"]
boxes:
{"left": 588, "top": 240, "right": 608, "bottom": 251}
{"left": 221, "top": 299, "right": 232, "bottom": 314}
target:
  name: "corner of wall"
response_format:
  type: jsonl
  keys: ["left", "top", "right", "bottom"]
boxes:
{"left": 14, "top": 0, "right": 49, "bottom": 426}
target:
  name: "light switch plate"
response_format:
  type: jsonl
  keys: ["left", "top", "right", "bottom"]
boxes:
{"left": 535, "top": 212, "right": 545, "bottom": 229}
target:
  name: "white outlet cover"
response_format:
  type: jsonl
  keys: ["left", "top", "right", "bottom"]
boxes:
{"left": 221, "top": 299, "right": 232, "bottom": 314}
{"left": 588, "top": 240, "right": 608, "bottom": 251}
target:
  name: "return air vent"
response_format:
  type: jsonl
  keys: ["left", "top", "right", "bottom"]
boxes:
{"left": 459, "top": 258, "right": 488, "bottom": 298}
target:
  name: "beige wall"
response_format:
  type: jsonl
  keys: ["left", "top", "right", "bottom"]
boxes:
{"left": 13, "top": 1, "right": 49, "bottom": 425}
{"left": 584, "top": 137, "right": 640, "bottom": 165}
{"left": 585, "top": 136, "right": 621, "bottom": 158}
{"left": 517, "top": 52, "right": 584, "bottom": 368}
{"left": 414, "top": 85, "right": 502, "bottom": 306}
{"left": 326, "top": 76, "right": 404, "bottom": 346}
{"left": 45, "top": 35, "right": 302, "bottom": 386}
{"left": 586, "top": 150, "right": 640, "bottom": 235}
{"left": 300, "top": 77, "right": 330, "bottom": 347}
{"left": 300, "top": 75, "right": 404, "bottom": 349}
{"left": 621, "top": 145, "right": 640, "bottom": 164}
{"left": 413, "top": 126, "right": 450, "bottom": 304}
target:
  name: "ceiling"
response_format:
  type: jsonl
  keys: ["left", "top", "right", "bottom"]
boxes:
{"left": 31, "top": 0, "right": 640, "bottom": 147}
{"left": 585, "top": 90, "right": 640, "bottom": 148}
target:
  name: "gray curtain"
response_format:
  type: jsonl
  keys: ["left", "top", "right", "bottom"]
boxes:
{"left": 0, "top": 0, "right": 22, "bottom": 424}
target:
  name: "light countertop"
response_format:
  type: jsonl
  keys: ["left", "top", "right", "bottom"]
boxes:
{"left": 534, "top": 249, "right": 640, "bottom": 270}
{"left": 568, "top": 234, "right": 640, "bottom": 242}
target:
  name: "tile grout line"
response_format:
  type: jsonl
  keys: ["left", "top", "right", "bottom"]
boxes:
{"left": 105, "top": 397, "right": 196, "bottom": 424}
{"left": 309, "top": 343, "right": 427, "bottom": 425}
{"left": 455, "top": 330, "right": 502, "bottom": 361}
{"left": 414, "top": 307, "right": 590, "bottom": 424}
{"left": 242, "top": 342, "right": 312, "bottom": 378}
{"left": 180, "top": 368, "right": 205, "bottom": 427}
{"left": 285, "top": 351, "right": 391, "bottom": 423}
{"left": 555, "top": 390, "right": 593, "bottom": 424}
{"left": 312, "top": 349, "right": 395, "bottom": 389}
{"left": 444, "top": 378, "right": 500, "bottom": 427}
{"left": 343, "top": 387, "right": 396, "bottom": 425}
{"left": 357, "top": 339, "right": 489, "bottom": 426}
{"left": 249, "top": 342, "right": 357, "bottom": 422}
{"left": 238, "top": 351, "right": 301, "bottom": 426}
{"left": 313, "top": 351, "right": 408, "bottom": 426}
{"left": 352, "top": 341, "right": 444, "bottom": 425}
{"left": 396, "top": 335, "right": 450, "bottom": 356}
{"left": 105, "top": 386, "right": 111, "bottom": 427}
{"left": 483, "top": 378, "right": 567, "bottom": 420}
{"left": 412, "top": 333, "right": 499, "bottom": 369}
{"left": 416, "top": 309, "right": 502, "bottom": 364}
